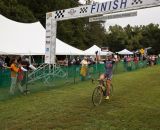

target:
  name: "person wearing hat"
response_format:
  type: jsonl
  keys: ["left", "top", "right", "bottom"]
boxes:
{"left": 99, "top": 52, "right": 115, "bottom": 100}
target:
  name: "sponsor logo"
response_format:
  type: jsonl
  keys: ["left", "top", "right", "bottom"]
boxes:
{"left": 46, "top": 41, "right": 50, "bottom": 44}
{"left": 68, "top": 9, "right": 76, "bottom": 15}
{"left": 46, "top": 36, "right": 51, "bottom": 39}
{"left": 51, "top": 31, "right": 56, "bottom": 37}
{"left": 46, "top": 30, "right": 51, "bottom": 33}
{"left": 46, "top": 48, "right": 49, "bottom": 52}
{"left": 46, "top": 22, "right": 51, "bottom": 27}
{"left": 46, "top": 12, "right": 52, "bottom": 19}
{"left": 45, "top": 56, "right": 49, "bottom": 60}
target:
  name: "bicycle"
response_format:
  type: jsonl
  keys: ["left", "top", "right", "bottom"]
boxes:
{"left": 92, "top": 79, "right": 113, "bottom": 106}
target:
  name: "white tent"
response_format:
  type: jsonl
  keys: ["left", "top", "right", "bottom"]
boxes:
{"left": 0, "top": 15, "right": 84, "bottom": 56}
{"left": 0, "top": 51, "right": 7, "bottom": 55}
{"left": 0, "top": 14, "right": 45, "bottom": 55}
{"left": 84, "top": 45, "right": 112, "bottom": 56}
{"left": 56, "top": 39, "right": 84, "bottom": 55}
{"left": 84, "top": 45, "right": 99, "bottom": 55}
{"left": 117, "top": 49, "right": 133, "bottom": 55}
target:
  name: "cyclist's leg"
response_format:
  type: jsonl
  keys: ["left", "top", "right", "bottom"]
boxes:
{"left": 105, "top": 73, "right": 112, "bottom": 98}
{"left": 99, "top": 74, "right": 105, "bottom": 86}
{"left": 106, "top": 79, "right": 111, "bottom": 96}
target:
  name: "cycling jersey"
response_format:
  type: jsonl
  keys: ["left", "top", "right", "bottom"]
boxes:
{"left": 104, "top": 60, "right": 115, "bottom": 80}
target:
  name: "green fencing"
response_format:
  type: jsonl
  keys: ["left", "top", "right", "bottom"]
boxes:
{"left": 0, "top": 68, "right": 10, "bottom": 88}
{"left": 0, "top": 59, "right": 159, "bottom": 101}
{"left": 157, "top": 58, "right": 160, "bottom": 64}
{"left": 0, "top": 60, "right": 159, "bottom": 88}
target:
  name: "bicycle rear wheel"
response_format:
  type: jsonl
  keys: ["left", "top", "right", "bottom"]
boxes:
{"left": 92, "top": 86, "right": 103, "bottom": 106}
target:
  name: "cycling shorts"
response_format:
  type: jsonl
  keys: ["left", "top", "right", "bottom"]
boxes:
{"left": 104, "top": 73, "right": 112, "bottom": 80}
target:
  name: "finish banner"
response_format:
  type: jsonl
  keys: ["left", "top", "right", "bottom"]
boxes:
{"left": 51, "top": 0, "right": 160, "bottom": 21}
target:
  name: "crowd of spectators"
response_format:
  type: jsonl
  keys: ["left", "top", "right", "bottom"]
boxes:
{"left": 57, "top": 56, "right": 96, "bottom": 66}
{"left": 123, "top": 54, "right": 159, "bottom": 66}
{"left": 57, "top": 54, "right": 160, "bottom": 67}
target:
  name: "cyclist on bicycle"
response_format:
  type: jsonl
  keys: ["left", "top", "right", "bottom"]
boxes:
{"left": 99, "top": 52, "right": 116, "bottom": 100}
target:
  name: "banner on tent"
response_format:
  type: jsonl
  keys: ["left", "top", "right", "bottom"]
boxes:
{"left": 50, "top": 0, "right": 160, "bottom": 21}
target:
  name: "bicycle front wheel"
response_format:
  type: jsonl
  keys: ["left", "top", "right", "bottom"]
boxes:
{"left": 92, "top": 86, "right": 103, "bottom": 106}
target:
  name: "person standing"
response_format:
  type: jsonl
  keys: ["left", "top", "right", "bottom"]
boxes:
{"left": 133, "top": 55, "right": 139, "bottom": 69}
{"left": 0, "top": 56, "right": 4, "bottom": 69}
{"left": 10, "top": 58, "right": 23, "bottom": 95}
{"left": 5, "top": 56, "right": 10, "bottom": 67}
{"left": 80, "top": 57, "right": 88, "bottom": 80}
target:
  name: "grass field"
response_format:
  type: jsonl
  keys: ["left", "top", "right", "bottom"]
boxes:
{"left": 0, "top": 66, "right": 160, "bottom": 130}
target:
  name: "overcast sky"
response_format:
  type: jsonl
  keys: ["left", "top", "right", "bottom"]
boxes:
{"left": 79, "top": 0, "right": 160, "bottom": 28}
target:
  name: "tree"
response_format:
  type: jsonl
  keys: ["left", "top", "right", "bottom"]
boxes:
{"left": 105, "top": 25, "right": 127, "bottom": 52}
{"left": 0, "top": 0, "right": 36, "bottom": 23}
{"left": 140, "top": 24, "right": 160, "bottom": 54}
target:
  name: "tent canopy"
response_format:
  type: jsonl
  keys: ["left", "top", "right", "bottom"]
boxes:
{"left": 84, "top": 45, "right": 112, "bottom": 56}
{"left": 117, "top": 49, "right": 133, "bottom": 55}
{"left": 0, "top": 51, "right": 7, "bottom": 55}
{"left": 0, "top": 15, "right": 84, "bottom": 56}
{"left": 0, "top": 15, "right": 45, "bottom": 55}
{"left": 56, "top": 39, "right": 84, "bottom": 55}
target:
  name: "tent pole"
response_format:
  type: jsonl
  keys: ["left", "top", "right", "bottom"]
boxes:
{"left": 29, "top": 55, "right": 31, "bottom": 64}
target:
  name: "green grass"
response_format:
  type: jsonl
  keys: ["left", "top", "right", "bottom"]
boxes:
{"left": 0, "top": 66, "right": 160, "bottom": 130}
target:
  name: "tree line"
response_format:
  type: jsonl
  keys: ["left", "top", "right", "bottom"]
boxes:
{"left": 0, "top": 0, "right": 160, "bottom": 54}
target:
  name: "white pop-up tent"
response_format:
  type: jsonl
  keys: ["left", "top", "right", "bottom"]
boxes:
{"left": 0, "top": 15, "right": 84, "bottom": 56}
{"left": 84, "top": 45, "right": 99, "bottom": 55}
{"left": 117, "top": 49, "right": 133, "bottom": 55}
{"left": 84, "top": 45, "right": 112, "bottom": 56}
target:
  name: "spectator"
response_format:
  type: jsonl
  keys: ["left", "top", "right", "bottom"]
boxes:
{"left": 126, "top": 56, "right": 132, "bottom": 71}
{"left": 10, "top": 58, "right": 24, "bottom": 95}
{"left": 71, "top": 58, "right": 76, "bottom": 65}
{"left": 75, "top": 57, "right": 81, "bottom": 65}
{"left": 80, "top": 57, "right": 88, "bottom": 80}
{"left": 134, "top": 55, "right": 139, "bottom": 69}
{"left": 20, "top": 57, "right": 30, "bottom": 70}
{"left": 20, "top": 57, "right": 36, "bottom": 71}
{"left": 151, "top": 55, "right": 156, "bottom": 66}
{"left": 63, "top": 58, "right": 68, "bottom": 66}
{"left": 88, "top": 56, "right": 95, "bottom": 65}
{"left": 0, "top": 56, "right": 4, "bottom": 69}
{"left": 5, "top": 56, "right": 10, "bottom": 67}
{"left": 123, "top": 55, "right": 127, "bottom": 71}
